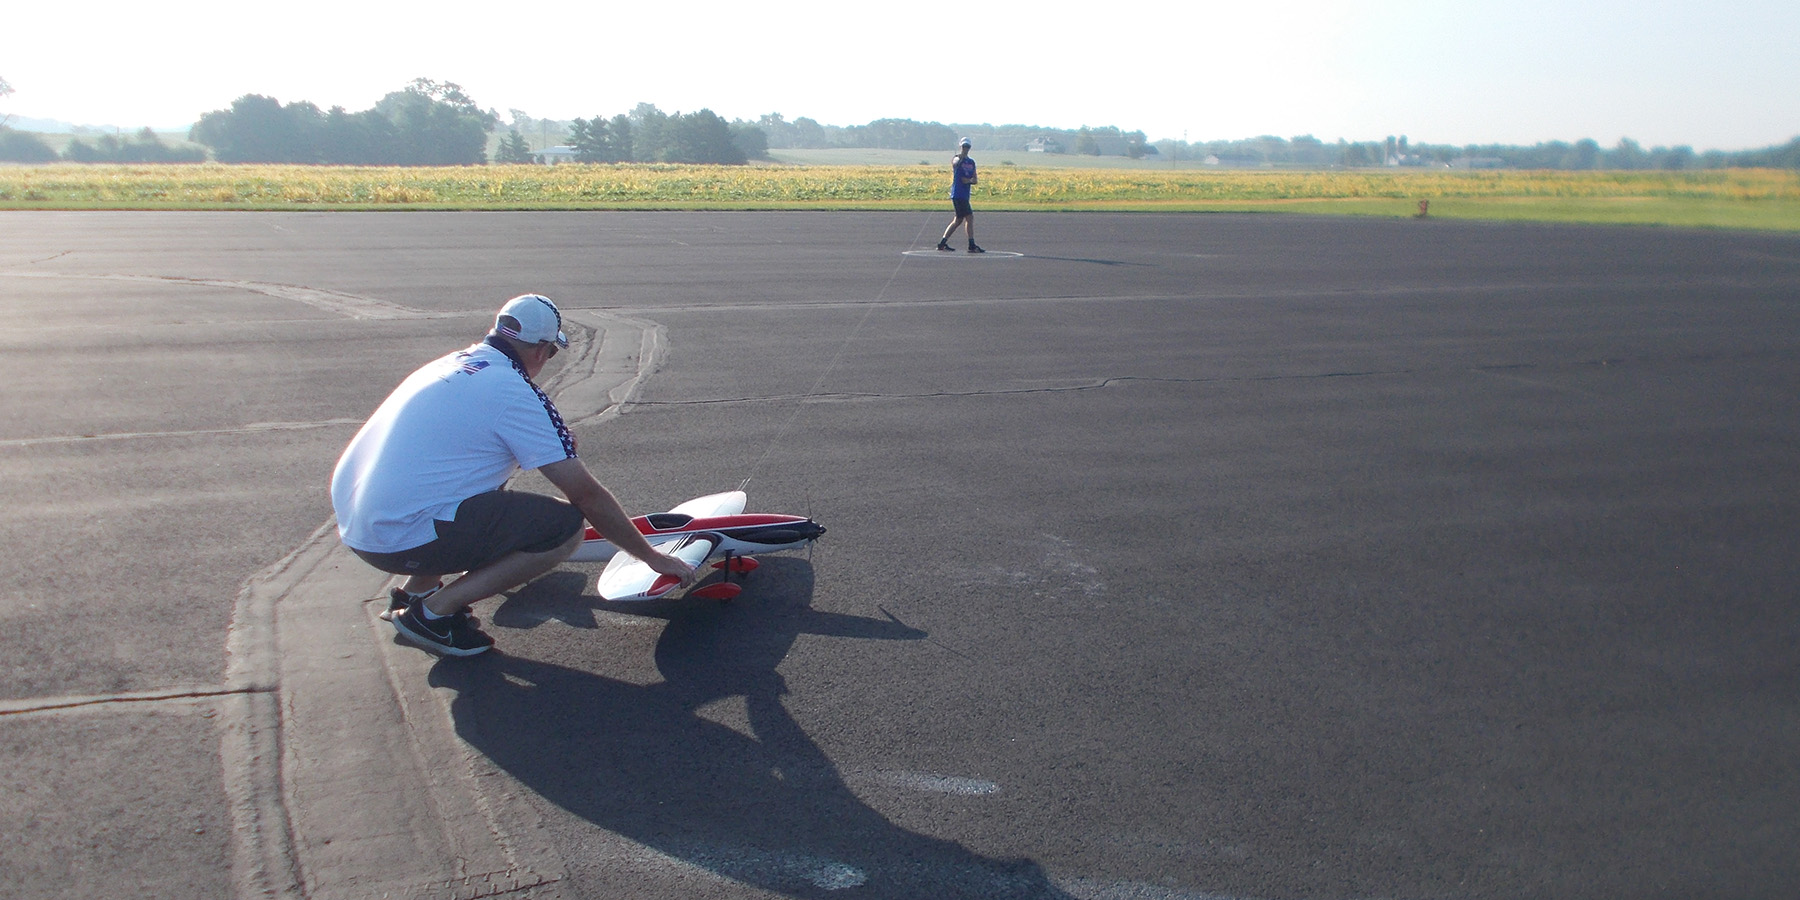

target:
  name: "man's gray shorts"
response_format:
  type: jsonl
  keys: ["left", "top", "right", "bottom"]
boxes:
{"left": 349, "top": 490, "right": 585, "bottom": 577}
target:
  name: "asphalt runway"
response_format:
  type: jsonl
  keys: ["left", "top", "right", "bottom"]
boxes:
{"left": 3, "top": 210, "right": 1798, "bottom": 900}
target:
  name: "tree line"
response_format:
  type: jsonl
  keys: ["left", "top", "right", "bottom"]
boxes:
{"left": 0, "top": 126, "right": 205, "bottom": 163}
{"left": 741, "top": 116, "right": 1798, "bottom": 170}
{"left": 185, "top": 79, "right": 495, "bottom": 164}
{"left": 753, "top": 114, "right": 1154, "bottom": 158}
{"left": 496, "top": 103, "right": 765, "bottom": 165}
{"left": 2, "top": 71, "right": 1796, "bottom": 169}
{"left": 1153, "top": 133, "right": 1800, "bottom": 171}
{"left": 180, "top": 82, "right": 768, "bottom": 166}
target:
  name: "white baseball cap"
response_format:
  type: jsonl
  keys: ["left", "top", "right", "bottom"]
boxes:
{"left": 493, "top": 293, "right": 568, "bottom": 348}
{"left": 959, "top": 137, "right": 972, "bottom": 147}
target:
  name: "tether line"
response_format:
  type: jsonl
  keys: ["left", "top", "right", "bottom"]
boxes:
{"left": 740, "top": 212, "right": 938, "bottom": 492}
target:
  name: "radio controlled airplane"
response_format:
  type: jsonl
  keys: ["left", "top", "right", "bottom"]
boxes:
{"left": 568, "top": 490, "right": 825, "bottom": 602}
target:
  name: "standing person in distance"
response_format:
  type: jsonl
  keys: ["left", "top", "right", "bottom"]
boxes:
{"left": 330, "top": 293, "right": 696, "bottom": 657}
{"left": 936, "top": 137, "right": 984, "bottom": 253}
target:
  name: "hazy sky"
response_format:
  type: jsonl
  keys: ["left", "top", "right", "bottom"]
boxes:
{"left": 4, "top": 0, "right": 1795, "bottom": 150}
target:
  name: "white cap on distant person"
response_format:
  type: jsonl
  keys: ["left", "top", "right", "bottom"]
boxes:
{"left": 494, "top": 293, "right": 568, "bottom": 348}
{"left": 960, "top": 137, "right": 972, "bottom": 148}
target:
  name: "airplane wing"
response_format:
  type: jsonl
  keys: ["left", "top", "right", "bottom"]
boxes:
{"left": 568, "top": 490, "right": 748, "bottom": 563}
{"left": 667, "top": 490, "right": 747, "bottom": 518}
{"left": 596, "top": 532, "right": 720, "bottom": 602}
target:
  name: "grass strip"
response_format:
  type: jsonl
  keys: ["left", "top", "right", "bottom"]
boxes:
{"left": 2, "top": 164, "right": 1796, "bottom": 231}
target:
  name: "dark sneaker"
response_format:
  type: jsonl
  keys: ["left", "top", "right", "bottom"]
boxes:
{"left": 380, "top": 585, "right": 444, "bottom": 622}
{"left": 936, "top": 241, "right": 954, "bottom": 252}
{"left": 967, "top": 243, "right": 985, "bottom": 254}
{"left": 392, "top": 604, "right": 494, "bottom": 657}
{"left": 381, "top": 587, "right": 410, "bottom": 621}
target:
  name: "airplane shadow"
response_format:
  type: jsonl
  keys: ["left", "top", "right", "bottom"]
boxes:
{"left": 431, "top": 557, "right": 1074, "bottom": 899}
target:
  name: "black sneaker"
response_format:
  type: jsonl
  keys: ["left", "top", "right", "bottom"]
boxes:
{"left": 380, "top": 585, "right": 445, "bottom": 622}
{"left": 936, "top": 241, "right": 955, "bottom": 252}
{"left": 392, "top": 604, "right": 494, "bottom": 657}
{"left": 967, "top": 243, "right": 985, "bottom": 254}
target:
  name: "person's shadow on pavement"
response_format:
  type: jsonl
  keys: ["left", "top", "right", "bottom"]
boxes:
{"left": 430, "top": 556, "right": 1074, "bottom": 899}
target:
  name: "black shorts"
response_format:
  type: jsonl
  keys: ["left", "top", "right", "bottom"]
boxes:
{"left": 349, "top": 490, "right": 585, "bottom": 577}
{"left": 952, "top": 196, "right": 973, "bottom": 218}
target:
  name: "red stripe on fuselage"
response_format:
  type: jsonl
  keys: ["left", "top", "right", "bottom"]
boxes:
{"left": 583, "top": 513, "right": 809, "bottom": 544}
{"left": 671, "top": 514, "right": 807, "bottom": 531}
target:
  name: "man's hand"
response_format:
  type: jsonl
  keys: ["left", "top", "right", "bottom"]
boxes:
{"left": 645, "top": 553, "right": 697, "bottom": 587}
{"left": 539, "top": 458, "right": 698, "bottom": 589}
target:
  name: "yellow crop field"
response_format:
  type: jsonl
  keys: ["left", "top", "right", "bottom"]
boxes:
{"left": 2, "top": 163, "right": 1797, "bottom": 230}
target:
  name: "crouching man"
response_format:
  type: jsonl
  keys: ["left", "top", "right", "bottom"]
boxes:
{"left": 330, "top": 293, "right": 694, "bottom": 656}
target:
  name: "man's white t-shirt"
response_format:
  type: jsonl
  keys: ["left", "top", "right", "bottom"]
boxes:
{"left": 331, "top": 339, "right": 576, "bottom": 553}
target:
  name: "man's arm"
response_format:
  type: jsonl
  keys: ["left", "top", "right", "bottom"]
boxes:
{"left": 538, "top": 458, "right": 695, "bottom": 583}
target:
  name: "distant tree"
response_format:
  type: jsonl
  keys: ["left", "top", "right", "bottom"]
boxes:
{"left": 1248, "top": 135, "right": 1288, "bottom": 164}
{"left": 668, "top": 109, "right": 745, "bottom": 164}
{"left": 1777, "top": 138, "right": 1800, "bottom": 168}
{"left": 566, "top": 116, "right": 620, "bottom": 162}
{"left": 1655, "top": 145, "right": 1696, "bottom": 170}
{"left": 627, "top": 103, "right": 670, "bottom": 161}
{"left": 790, "top": 116, "right": 829, "bottom": 148}
{"left": 1733, "top": 136, "right": 1800, "bottom": 169}
{"left": 0, "top": 127, "right": 57, "bottom": 162}
{"left": 608, "top": 114, "right": 633, "bottom": 162}
{"left": 193, "top": 80, "right": 496, "bottom": 165}
{"left": 1125, "top": 130, "right": 1148, "bottom": 159}
{"left": 319, "top": 106, "right": 394, "bottom": 165}
{"left": 844, "top": 118, "right": 958, "bottom": 150}
{"left": 1569, "top": 138, "right": 1600, "bottom": 169}
{"left": 63, "top": 127, "right": 205, "bottom": 163}
{"left": 1608, "top": 138, "right": 1648, "bottom": 169}
{"left": 729, "top": 120, "right": 769, "bottom": 160}
{"left": 191, "top": 95, "right": 321, "bottom": 163}
{"left": 400, "top": 79, "right": 488, "bottom": 121}
{"left": 61, "top": 134, "right": 112, "bottom": 162}
{"left": 374, "top": 79, "right": 495, "bottom": 165}
{"left": 757, "top": 112, "right": 796, "bottom": 148}
{"left": 1340, "top": 139, "right": 1378, "bottom": 167}
{"left": 1286, "top": 134, "right": 1329, "bottom": 166}
{"left": 1076, "top": 127, "right": 1101, "bottom": 155}
{"left": 494, "top": 129, "right": 534, "bottom": 164}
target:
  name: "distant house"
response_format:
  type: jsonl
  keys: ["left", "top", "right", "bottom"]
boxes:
{"left": 1025, "top": 138, "right": 1063, "bottom": 154}
{"left": 536, "top": 145, "right": 579, "bottom": 165}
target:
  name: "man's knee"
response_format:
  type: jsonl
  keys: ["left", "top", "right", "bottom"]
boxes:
{"left": 546, "top": 527, "right": 584, "bottom": 561}
{"left": 515, "top": 507, "right": 584, "bottom": 565}
{"left": 468, "top": 512, "right": 581, "bottom": 578}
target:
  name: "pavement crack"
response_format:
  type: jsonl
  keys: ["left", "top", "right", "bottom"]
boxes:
{"left": 0, "top": 418, "right": 365, "bottom": 448}
{"left": 0, "top": 271, "right": 431, "bottom": 320}
{"left": 0, "top": 684, "right": 269, "bottom": 717}
{"left": 632, "top": 370, "right": 1411, "bottom": 407}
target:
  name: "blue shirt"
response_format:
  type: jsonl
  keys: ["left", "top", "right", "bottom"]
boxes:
{"left": 950, "top": 156, "right": 977, "bottom": 200}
